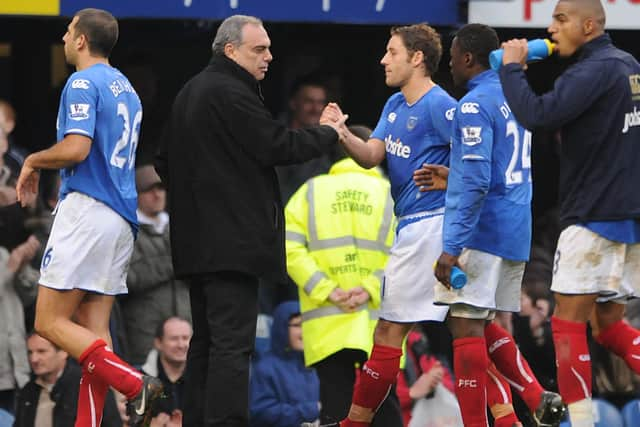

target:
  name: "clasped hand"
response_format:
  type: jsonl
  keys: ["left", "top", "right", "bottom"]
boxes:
{"left": 329, "top": 286, "right": 370, "bottom": 313}
{"left": 320, "top": 102, "right": 349, "bottom": 140}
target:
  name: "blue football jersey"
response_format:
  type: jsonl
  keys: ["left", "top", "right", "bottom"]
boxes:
{"left": 371, "top": 86, "right": 456, "bottom": 219}
{"left": 57, "top": 63, "right": 142, "bottom": 231}
{"left": 443, "top": 70, "right": 532, "bottom": 261}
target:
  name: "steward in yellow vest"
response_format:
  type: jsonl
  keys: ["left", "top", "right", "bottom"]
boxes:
{"left": 285, "top": 156, "right": 396, "bottom": 423}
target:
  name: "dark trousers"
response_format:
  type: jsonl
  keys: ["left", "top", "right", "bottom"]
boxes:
{"left": 314, "top": 349, "right": 403, "bottom": 427}
{"left": 182, "top": 271, "right": 259, "bottom": 427}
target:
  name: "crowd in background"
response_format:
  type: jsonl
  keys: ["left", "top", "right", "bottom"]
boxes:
{"left": 0, "top": 69, "right": 639, "bottom": 427}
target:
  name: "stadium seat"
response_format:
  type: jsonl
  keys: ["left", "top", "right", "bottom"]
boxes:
{"left": 593, "top": 398, "right": 624, "bottom": 426}
{"left": 0, "top": 408, "right": 14, "bottom": 427}
{"left": 559, "top": 398, "right": 624, "bottom": 427}
{"left": 622, "top": 399, "right": 640, "bottom": 427}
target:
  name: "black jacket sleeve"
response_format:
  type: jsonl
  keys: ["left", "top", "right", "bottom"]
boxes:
{"left": 224, "top": 85, "right": 338, "bottom": 167}
{"left": 499, "top": 61, "right": 613, "bottom": 130}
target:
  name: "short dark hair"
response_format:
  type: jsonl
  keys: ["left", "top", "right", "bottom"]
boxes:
{"left": 390, "top": 23, "right": 442, "bottom": 76}
{"left": 454, "top": 24, "right": 500, "bottom": 69}
{"left": 288, "top": 75, "right": 327, "bottom": 100}
{"left": 154, "top": 316, "right": 191, "bottom": 339}
{"left": 74, "top": 8, "right": 119, "bottom": 57}
{"left": 27, "top": 332, "right": 61, "bottom": 351}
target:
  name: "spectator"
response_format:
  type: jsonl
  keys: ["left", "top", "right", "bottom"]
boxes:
{"left": 155, "top": 14, "right": 341, "bottom": 426}
{"left": 249, "top": 301, "right": 320, "bottom": 427}
{"left": 276, "top": 77, "right": 332, "bottom": 203}
{"left": 14, "top": 333, "right": 121, "bottom": 427}
{"left": 0, "top": 100, "right": 28, "bottom": 178}
{"left": 0, "top": 235, "right": 40, "bottom": 413}
{"left": 141, "top": 317, "right": 191, "bottom": 425}
{"left": 120, "top": 165, "right": 190, "bottom": 365}
{"left": 396, "top": 330, "right": 455, "bottom": 426}
{"left": 284, "top": 126, "right": 401, "bottom": 426}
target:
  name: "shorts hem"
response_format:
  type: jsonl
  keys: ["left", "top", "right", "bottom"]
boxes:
{"left": 39, "top": 281, "right": 128, "bottom": 296}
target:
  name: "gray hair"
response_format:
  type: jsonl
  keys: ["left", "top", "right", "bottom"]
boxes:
{"left": 212, "top": 15, "right": 263, "bottom": 55}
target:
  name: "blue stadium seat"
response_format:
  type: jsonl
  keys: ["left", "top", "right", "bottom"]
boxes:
{"left": 0, "top": 408, "right": 14, "bottom": 427}
{"left": 593, "top": 398, "right": 624, "bottom": 427}
{"left": 622, "top": 399, "right": 640, "bottom": 427}
{"left": 559, "top": 398, "right": 624, "bottom": 427}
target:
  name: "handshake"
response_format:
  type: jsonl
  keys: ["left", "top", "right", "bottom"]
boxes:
{"left": 328, "top": 286, "right": 371, "bottom": 313}
{"left": 319, "top": 102, "right": 350, "bottom": 141}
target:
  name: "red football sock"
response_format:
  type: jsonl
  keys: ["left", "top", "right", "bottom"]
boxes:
{"left": 487, "top": 363, "right": 513, "bottom": 407}
{"left": 485, "top": 322, "right": 544, "bottom": 411}
{"left": 596, "top": 319, "right": 640, "bottom": 374}
{"left": 75, "top": 368, "right": 108, "bottom": 427}
{"left": 494, "top": 412, "right": 520, "bottom": 427}
{"left": 78, "top": 339, "right": 142, "bottom": 400}
{"left": 487, "top": 364, "right": 519, "bottom": 427}
{"left": 551, "top": 317, "right": 592, "bottom": 404}
{"left": 340, "top": 421, "right": 369, "bottom": 427}
{"left": 346, "top": 344, "right": 402, "bottom": 426}
{"left": 454, "top": 337, "right": 489, "bottom": 427}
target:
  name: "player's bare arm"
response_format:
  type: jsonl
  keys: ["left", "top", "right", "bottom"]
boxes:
{"left": 17, "top": 134, "right": 92, "bottom": 207}
{"left": 413, "top": 163, "right": 449, "bottom": 192}
{"left": 340, "top": 131, "right": 385, "bottom": 169}
{"left": 322, "top": 102, "right": 385, "bottom": 169}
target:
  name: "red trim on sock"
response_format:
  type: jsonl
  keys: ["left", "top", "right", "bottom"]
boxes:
{"left": 79, "top": 339, "right": 108, "bottom": 364}
{"left": 551, "top": 316, "right": 591, "bottom": 405}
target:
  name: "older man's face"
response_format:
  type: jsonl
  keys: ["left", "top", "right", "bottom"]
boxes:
{"left": 227, "top": 24, "right": 273, "bottom": 81}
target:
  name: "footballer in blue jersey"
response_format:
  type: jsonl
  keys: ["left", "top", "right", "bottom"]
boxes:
{"left": 57, "top": 63, "right": 141, "bottom": 232}
{"left": 321, "top": 24, "right": 454, "bottom": 426}
{"left": 371, "top": 86, "right": 455, "bottom": 221}
{"left": 501, "top": 2, "right": 640, "bottom": 423}
{"left": 427, "top": 24, "right": 565, "bottom": 427}
{"left": 443, "top": 69, "right": 532, "bottom": 261}
{"left": 15, "top": 9, "right": 161, "bottom": 427}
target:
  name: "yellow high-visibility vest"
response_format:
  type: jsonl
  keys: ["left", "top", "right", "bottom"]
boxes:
{"left": 285, "top": 158, "right": 395, "bottom": 367}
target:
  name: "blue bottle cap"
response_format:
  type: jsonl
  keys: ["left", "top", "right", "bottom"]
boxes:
{"left": 450, "top": 266, "right": 467, "bottom": 289}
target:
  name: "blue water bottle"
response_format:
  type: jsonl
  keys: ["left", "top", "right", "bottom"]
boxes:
{"left": 489, "top": 38, "right": 555, "bottom": 70}
{"left": 450, "top": 266, "right": 467, "bottom": 290}
{"left": 434, "top": 262, "right": 467, "bottom": 289}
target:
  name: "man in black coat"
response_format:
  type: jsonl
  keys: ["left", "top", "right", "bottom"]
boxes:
{"left": 155, "top": 14, "right": 342, "bottom": 427}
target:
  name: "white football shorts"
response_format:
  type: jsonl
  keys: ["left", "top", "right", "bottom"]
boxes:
{"left": 435, "top": 248, "right": 525, "bottom": 319}
{"left": 39, "top": 192, "right": 134, "bottom": 295}
{"left": 379, "top": 212, "right": 449, "bottom": 323}
{"left": 551, "top": 225, "right": 640, "bottom": 302}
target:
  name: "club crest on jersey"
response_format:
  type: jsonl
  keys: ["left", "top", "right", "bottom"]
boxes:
{"left": 630, "top": 74, "right": 640, "bottom": 100}
{"left": 461, "top": 126, "right": 482, "bottom": 145}
{"left": 387, "top": 112, "right": 397, "bottom": 123}
{"left": 71, "top": 79, "right": 90, "bottom": 90}
{"left": 69, "top": 103, "right": 90, "bottom": 121}
{"left": 406, "top": 116, "right": 418, "bottom": 131}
